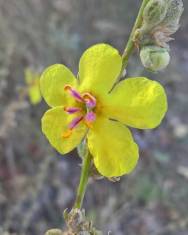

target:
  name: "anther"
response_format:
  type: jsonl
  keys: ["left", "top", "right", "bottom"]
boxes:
{"left": 82, "top": 93, "right": 96, "bottom": 108}
{"left": 62, "top": 129, "right": 72, "bottom": 138}
{"left": 64, "top": 85, "right": 84, "bottom": 102}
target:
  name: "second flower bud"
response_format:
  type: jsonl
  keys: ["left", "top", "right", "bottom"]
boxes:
{"left": 140, "top": 45, "right": 170, "bottom": 72}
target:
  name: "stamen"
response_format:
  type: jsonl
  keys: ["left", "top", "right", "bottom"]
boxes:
{"left": 82, "top": 93, "right": 96, "bottom": 108}
{"left": 63, "top": 85, "right": 97, "bottom": 137}
{"left": 64, "top": 107, "right": 81, "bottom": 114}
{"left": 62, "top": 116, "right": 84, "bottom": 139}
{"left": 64, "top": 85, "right": 84, "bottom": 102}
{"left": 68, "top": 116, "right": 84, "bottom": 130}
{"left": 84, "top": 111, "right": 96, "bottom": 128}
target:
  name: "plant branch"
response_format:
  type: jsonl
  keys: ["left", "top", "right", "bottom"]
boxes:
{"left": 122, "top": 0, "right": 150, "bottom": 70}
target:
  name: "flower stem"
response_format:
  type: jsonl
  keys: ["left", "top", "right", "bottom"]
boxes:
{"left": 74, "top": 151, "right": 92, "bottom": 209}
{"left": 73, "top": 0, "right": 150, "bottom": 210}
{"left": 122, "top": 0, "right": 150, "bottom": 69}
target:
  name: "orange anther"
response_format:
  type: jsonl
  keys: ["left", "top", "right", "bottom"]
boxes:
{"left": 62, "top": 129, "right": 72, "bottom": 138}
{"left": 64, "top": 85, "right": 72, "bottom": 91}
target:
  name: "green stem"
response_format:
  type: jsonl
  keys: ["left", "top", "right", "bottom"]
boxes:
{"left": 74, "top": 151, "right": 92, "bottom": 209}
{"left": 122, "top": 0, "right": 150, "bottom": 70}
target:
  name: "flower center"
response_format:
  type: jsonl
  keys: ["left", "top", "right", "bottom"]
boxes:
{"left": 62, "top": 85, "right": 97, "bottom": 138}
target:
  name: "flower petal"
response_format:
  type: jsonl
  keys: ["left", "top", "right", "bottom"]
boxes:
{"left": 40, "top": 64, "right": 77, "bottom": 107}
{"left": 25, "top": 68, "right": 42, "bottom": 105}
{"left": 87, "top": 117, "right": 139, "bottom": 177}
{"left": 41, "top": 107, "right": 87, "bottom": 154}
{"left": 105, "top": 77, "right": 167, "bottom": 129}
{"left": 29, "top": 83, "right": 42, "bottom": 105}
{"left": 79, "top": 44, "right": 122, "bottom": 97}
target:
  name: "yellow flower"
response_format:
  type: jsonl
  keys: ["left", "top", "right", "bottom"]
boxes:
{"left": 40, "top": 44, "right": 167, "bottom": 177}
{"left": 25, "top": 68, "right": 42, "bottom": 105}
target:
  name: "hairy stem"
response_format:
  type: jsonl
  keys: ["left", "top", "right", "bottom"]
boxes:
{"left": 122, "top": 0, "right": 150, "bottom": 70}
{"left": 74, "top": 151, "right": 92, "bottom": 209}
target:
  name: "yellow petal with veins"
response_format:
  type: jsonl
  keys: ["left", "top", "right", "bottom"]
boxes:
{"left": 87, "top": 117, "right": 139, "bottom": 177}
{"left": 104, "top": 77, "right": 167, "bottom": 129}
{"left": 41, "top": 107, "right": 87, "bottom": 154}
{"left": 79, "top": 44, "right": 122, "bottom": 97}
{"left": 40, "top": 64, "right": 77, "bottom": 107}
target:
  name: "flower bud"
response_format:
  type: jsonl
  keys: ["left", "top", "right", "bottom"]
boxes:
{"left": 142, "top": 0, "right": 168, "bottom": 29}
{"left": 163, "top": 0, "right": 184, "bottom": 32}
{"left": 140, "top": 46, "right": 170, "bottom": 72}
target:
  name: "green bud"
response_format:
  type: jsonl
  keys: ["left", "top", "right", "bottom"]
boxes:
{"left": 138, "top": 0, "right": 183, "bottom": 49}
{"left": 140, "top": 46, "right": 170, "bottom": 72}
{"left": 163, "top": 0, "right": 184, "bottom": 31}
{"left": 142, "top": 0, "right": 168, "bottom": 29}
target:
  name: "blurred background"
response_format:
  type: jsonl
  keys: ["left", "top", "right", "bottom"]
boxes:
{"left": 0, "top": 0, "right": 188, "bottom": 234}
